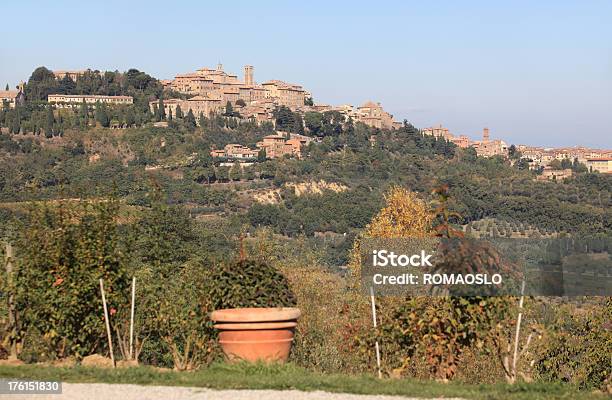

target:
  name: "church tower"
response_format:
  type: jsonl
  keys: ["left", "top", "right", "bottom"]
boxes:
{"left": 483, "top": 127, "right": 490, "bottom": 142}
{"left": 244, "top": 65, "right": 254, "bottom": 86}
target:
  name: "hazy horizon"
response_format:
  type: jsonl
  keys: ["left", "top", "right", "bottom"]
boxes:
{"left": 1, "top": 0, "right": 610, "bottom": 148}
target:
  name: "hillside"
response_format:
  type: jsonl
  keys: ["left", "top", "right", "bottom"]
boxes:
{"left": 0, "top": 116, "right": 609, "bottom": 267}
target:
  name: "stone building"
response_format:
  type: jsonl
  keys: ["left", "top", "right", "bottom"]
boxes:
{"left": 353, "top": 101, "right": 395, "bottom": 130}
{"left": 303, "top": 101, "right": 401, "bottom": 130}
{"left": 450, "top": 135, "right": 471, "bottom": 148}
{"left": 172, "top": 73, "right": 215, "bottom": 95}
{"left": 48, "top": 94, "right": 133, "bottom": 106}
{"left": 0, "top": 82, "right": 26, "bottom": 108}
{"left": 422, "top": 124, "right": 453, "bottom": 139}
{"left": 473, "top": 128, "right": 508, "bottom": 157}
{"left": 52, "top": 70, "right": 89, "bottom": 81}
{"left": 422, "top": 124, "right": 471, "bottom": 148}
{"left": 256, "top": 134, "right": 303, "bottom": 159}
{"left": 261, "top": 80, "right": 307, "bottom": 108}
{"left": 586, "top": 158, "right": 612, "bottom": 174}
{"left": 238, "top": 99, "right": 277, "bottom": 124}
{"left": 422, "top": 125, "right": 509, "bottom": 157}
{"left": 0, "top": 90, "right": 18, "bottom": 108}
{"left": 537, "top": 167, "right": 573, "bottom": 181}
{"left": 211, "top": 144, "right": 258, "bottom": 160}
{"left": 167, "top": 64, "right": 308, "bottom": 109}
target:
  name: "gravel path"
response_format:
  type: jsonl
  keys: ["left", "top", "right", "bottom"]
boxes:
{"left": 9, "top": 383, "right": 465, "bottom": 400}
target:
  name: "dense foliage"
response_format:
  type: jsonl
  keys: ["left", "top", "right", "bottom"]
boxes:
{"left": 206, "top": 259, "right": 297, "bottom": 310}
{"left": 14, "top": 200, "right": 129, "bottom": 360}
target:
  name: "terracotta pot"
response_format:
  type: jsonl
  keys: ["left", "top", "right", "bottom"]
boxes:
{"left": 211, "top": 307, "right": 301, "bottom": 363}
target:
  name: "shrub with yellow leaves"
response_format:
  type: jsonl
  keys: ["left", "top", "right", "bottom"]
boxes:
{"left": 365, "top": 186, "right": 434, "bottom": 239}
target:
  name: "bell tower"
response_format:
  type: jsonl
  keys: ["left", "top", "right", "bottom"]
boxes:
{"left": 483, "top": 127, "right": 490, "bottom": 142}
{"left": 244, "top": 65, "right": 254, "bottom": 86}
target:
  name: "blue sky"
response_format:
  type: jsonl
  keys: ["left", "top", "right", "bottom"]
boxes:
{"left": 1, "top": 0, "right": 610, "bottom": 148}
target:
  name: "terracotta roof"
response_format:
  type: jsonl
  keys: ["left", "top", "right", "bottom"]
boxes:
{"left": 48, "top": 94, "right": 132, "bottom": 100}
{"left": 175, "top": 73, "right": 201, "bottom": 78}
{"left": 188, "top": 95, "right": 220, "bottom": 101}
{"left": 0, "top": 90, "right": 18, "bottom": 98}
{"left": 360, "top": 101, "right": 380, "bottom": 108}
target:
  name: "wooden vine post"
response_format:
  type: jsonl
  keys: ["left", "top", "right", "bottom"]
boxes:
{"left": 5, "top": 242, "right": 17, "bottom": 360}
{"left": 99, "top": 278, "right": 116, "bottom": 367}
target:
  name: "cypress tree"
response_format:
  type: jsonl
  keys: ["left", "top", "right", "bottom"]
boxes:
{"left": 95, "top": 102, "right": 110, "bottom": 127}
{"left": 184, "top": 109, "right": 196, "bottom": 130}
{"left": 79, "top": 100, "right": 88, "bottom": 128}
{"left": 157, "top": 98, "right": 165, "bottom": 121}
{"left": 198, "top": 112, "right": 205, "bottom": 127}
{"left": 11, "top": 116, "right": 20, "bottom": 134}
{"left": 125, "top": 107, "right": 136, "bottom": 127}
{"left": 45, "top": 107, "right": 55, "bottom": 134}
{"left": 224, "top": 101, "right": 233, "bottom": 117}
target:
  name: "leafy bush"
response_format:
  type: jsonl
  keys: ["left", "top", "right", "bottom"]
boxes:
{"left": 375, "top": 296, "right": 511, "bottom": 380}
{"left": 534, "top": 300, "right": 612, "bottom": 390}
{"left": 136, "top": 260, "right": 218, "bottom": 370}
{"left": 206, "top": 259, "right": 297, "bottom": 310}
{"left": 14, "top": 199, "right": 129, "bottom": 360}
{"left": 284, "top": 265, "right": 366, "bottom": 373}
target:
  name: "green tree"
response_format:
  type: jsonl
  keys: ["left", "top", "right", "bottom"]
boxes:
{"left": 293, "top": 112, "right": 304, "bottom": 134}
{"left": 157, "top": 98, "right": 165, "bottom": 121}
{"left": 273, "top": 106, "right": 295, "bottom": 132}
{"left": 572, "top": 158, "right": 588, "bottom": 173}
{"left": 216, "top": 166, "right": 230, "bottom": 182}
{"left": 10, "top": 114, "right": 21, "bottom": 134}
{"left": 516, "top": 158, "right": 530, "bottom": 170}
{"left": 198, "top": 112, "right": 206, "bottom": 128}
{"left": 243, "top": 166, "right": 255, "bottom": 180}
{"left": 58, "top": 75, "right": 76, "bottom": 95}
{"left": 175, "top": 105, "right": 183, "bottom": 119}
{"left": 560, "top": 158, "right": 572, "bottom": 169}
{"left": 25, "top": 66, "right": 58, "bottom": 101}
{"left": 224, "top": 101, "right": 234, "bottom": 117}
{"left": 45, "top": 107, "right": 55, "bottom": 135}
{"left": 95, "top": 102, "right": 110, "bottom": 127}
{"left": 79, "top": 100, "right": 89, "bottom": 128}
{"left": 136, "top": 194, "right": 197, "bottom": 272}
{"left": 184, "top": 109, "right": 196, "bottom": 131}
{"left": 508, "top": 144, "right": 521, "bottom": 160}
{"left": 549, "top": 159, "right": 562, "bottom": 170}
{"left": 229, "top": 161, "right": 242, "bottom": 181}
{"left": 257, "top": 148, "right": 267, "bottom": 162}
{"left": 125, "top": 107, "right": 136, "bottom": 127}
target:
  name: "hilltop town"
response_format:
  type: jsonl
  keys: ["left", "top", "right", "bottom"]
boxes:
{"left": 0, "top": 63, "right": 610, "bottom": 175}
{"left": 421, "top": 124, "right": 612, "bottom": 176}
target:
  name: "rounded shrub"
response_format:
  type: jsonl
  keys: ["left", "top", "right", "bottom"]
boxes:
{"left": 206, "top": 259, "right": 297, "bottom": 310}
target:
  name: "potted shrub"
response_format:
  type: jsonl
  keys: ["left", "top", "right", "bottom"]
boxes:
{"left": 208, "top": 259, "right": 299, "bottom": 363}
